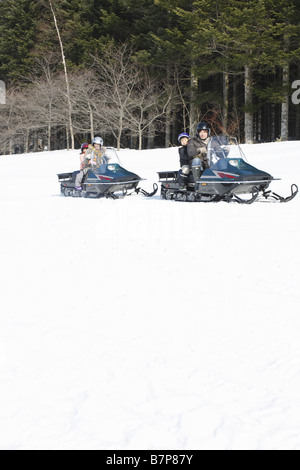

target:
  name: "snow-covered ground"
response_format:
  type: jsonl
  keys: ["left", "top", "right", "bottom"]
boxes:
{"left": 0, "top": 141, "right": 299, "bottom": 450}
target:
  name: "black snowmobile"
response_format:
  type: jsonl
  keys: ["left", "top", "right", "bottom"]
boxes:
{"left": 58, "top": 147, "right": 157, "bottom": 199}
{"left": 159, "top": 136, "right": 298, "bottom": 204}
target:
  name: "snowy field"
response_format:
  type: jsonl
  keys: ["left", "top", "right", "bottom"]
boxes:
{"left": 0, "top": 141, "right": 299, "bottom": 450}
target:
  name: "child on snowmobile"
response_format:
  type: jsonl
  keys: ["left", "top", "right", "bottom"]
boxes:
{"left": 79, "top": 143, "right": 89, "bottom": 169}
{"left": 177, "top": 132, "right": 191, "bottom": 190}
{"left": 75, "top": 136, "right": 106, "bottom": 190}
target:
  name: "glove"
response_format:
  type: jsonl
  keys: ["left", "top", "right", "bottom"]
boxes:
{"left": 197, "top": 147, "right": 207, "bottom": 155}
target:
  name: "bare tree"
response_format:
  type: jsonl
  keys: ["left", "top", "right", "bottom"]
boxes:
{"left": 125, "top": 70, "right": 173, "bottom": 150}
{"left": 46, "top": 0, "right": 75, "bottom": 149}
{"left": 69, "top": 69, "right": 111, "bottom": 141}
{"left": 93, "top": 44, "right": 142, "bottom": 150}
{"left": 0, "top": 94, "right": 15, "bottom": 154}
{"left": 0, "top": 88, "right": 33, "bottom": 154}
{"left": 25, "top": 57, "right": 67, "bottom": 150}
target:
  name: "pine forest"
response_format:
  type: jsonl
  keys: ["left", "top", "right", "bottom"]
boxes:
{"left": 0, "top": 0, "right": 299, "bottom": 153}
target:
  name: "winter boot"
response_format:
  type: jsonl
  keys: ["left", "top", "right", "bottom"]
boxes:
{"left": 178, "top": 170, "right": 189, "bottom": 190}
{"left": 191, "top": 158, "right": 203, "bottom": 189}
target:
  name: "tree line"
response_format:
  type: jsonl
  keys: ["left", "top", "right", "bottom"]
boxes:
{"left": 0, "top": 46, "right": 175, "bottom": 153}
{"left": 0, "top": 0, "right": 299, "bottom": 153}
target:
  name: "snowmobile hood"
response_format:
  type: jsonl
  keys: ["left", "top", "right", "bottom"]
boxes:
{"left": 200, "top": 158, "right": 273, "bottom": 182}
{"left": 199, "top": 136, "right": 273, "bottom": 182}
{"left": 87, "top": 163, "right": 142, "bottom": 184}
{"left": 86, "top": 147, "right": 142, "bottom": 183}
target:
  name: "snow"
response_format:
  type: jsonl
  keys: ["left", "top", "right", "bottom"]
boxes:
{"left": 0, "top": 141, "right": 299, "bottom": 450}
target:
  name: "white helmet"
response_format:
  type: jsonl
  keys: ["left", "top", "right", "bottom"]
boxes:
{"left": 92, "top": 136, "right": 103, "bottom": 146}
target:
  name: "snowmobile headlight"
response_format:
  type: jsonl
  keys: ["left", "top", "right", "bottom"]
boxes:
{"left": 229, "top": 159, "right": 239, "bottom": 167}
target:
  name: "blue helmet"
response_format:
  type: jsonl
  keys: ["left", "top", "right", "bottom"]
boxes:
{"left": 178, "top": 132, "right": 190, "bottom": 143}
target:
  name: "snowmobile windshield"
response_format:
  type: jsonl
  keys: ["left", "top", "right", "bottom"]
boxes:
{"left": 94, "top": 146, "right": 128, "bottom": 173}
{"left": 207, "top": 136, "right": 247, "bottom": 166}
{"left": 104, "top": 147, "right": 121, "bottom": 164}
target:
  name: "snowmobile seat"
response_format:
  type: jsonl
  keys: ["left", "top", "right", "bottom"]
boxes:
{"left": 158, "top": 171, "right": 178, "bottom": 182}
{"left": 71, "top": 171, "right": 80, "bottom": 183}
{"left": 57, "top": 172, "right": 74, "bottom": 182}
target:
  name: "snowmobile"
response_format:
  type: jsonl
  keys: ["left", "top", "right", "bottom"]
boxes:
{"left": 58, "top": 147, "right": 157, "bottom": 199}
{"left": 159, "top": 136, "right": 298, "bottom": 204}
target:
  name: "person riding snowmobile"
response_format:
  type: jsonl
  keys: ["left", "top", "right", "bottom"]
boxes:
{"left": 187, "top": 122, "right": 224, "bottom": 185}
{"left": 187, "top": 122, "right": 211, "bottom": 170}
{"left": 177, "top": 132, "right": 191, "bottom": 190}
{"left": 75, "top": 136, "right": 106, "bottom": 190}
{"left": 79, "top": 142, "right": 89, "bottom": 170}
{"left": 85, "top": 137, "right": 107, "bottom": 167}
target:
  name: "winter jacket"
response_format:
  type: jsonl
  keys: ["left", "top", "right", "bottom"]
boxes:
{"left": 187, "top": 135, "right": 210, "bottom": 169}
{"left": 80, "top": 152, "right": 86, "bottom": 170}
{"left": 83, "top": 145, "right": 106, "bottom": 168}
{"left": 178, "top": 145, "right": 192, "bottom": 167}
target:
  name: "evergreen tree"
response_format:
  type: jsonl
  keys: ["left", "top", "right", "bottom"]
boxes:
{"left": 0, "top": 0, "right": 40, "bottom": 82}
{"left": 1, "top": 0, "right": 299, "bottom": 148}
{"left": 182, "top": 0, "right": 286, "bottom": 141}
{"left": 137, "top": 0, "right": 196, "bottom": 138}
{"left": 265, "top": 0, "right": 300, "bottom": 140}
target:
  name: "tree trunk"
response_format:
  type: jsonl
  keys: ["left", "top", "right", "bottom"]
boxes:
{"left": 47, "top": 122, "right": 51, "bottom": 150}
{"left": 281, "top": 65, "right": 289, "bottom": 141}
{"left": 117, "top": 114, "right": 123, "bottom": 151}
{"left": 244, "top": 66, "right": 254, "bottom": 144}
{"left": 147, "top": 123, "right": 154, "bottom": 149}
{"left": 165, "top": 101, "right": 172, "bottom": 147}
{"left": 48, "top": 0, "right": 74, "bottom": 150}
{"left": 223, "top": 70, "right": 229, "bottom": 133}
{"left": 189, "top": 66, "right": 198, "bottom": 136}
{"left": 257, "top": 108, "right": 262, "bottom": 142}
{"left": 88, "top": 102, "right": 94, "bottom": 142}
{"left": 25, "top": 129, "right": 29, "bottom": 153}
{"left": 232, "top": 76, "right": 241, "bottom": 142}
{"left": 66, "top": 126, "right": 69, "bottom": 151}
{"left": 138, "top": 125, "right": 143, "bottom": 151}
{"left": 271, "top": 104, "right": 276, "bottom": 141}
{"left": 164, "top": 64, "right": 172, "bottom": 147}
{"left": 47, "top": 104, "right": 52, "bottom": 150}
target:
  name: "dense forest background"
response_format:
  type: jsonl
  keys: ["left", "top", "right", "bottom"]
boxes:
{"left": 0, "top": 0, "right": 299, "bottom": 153}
